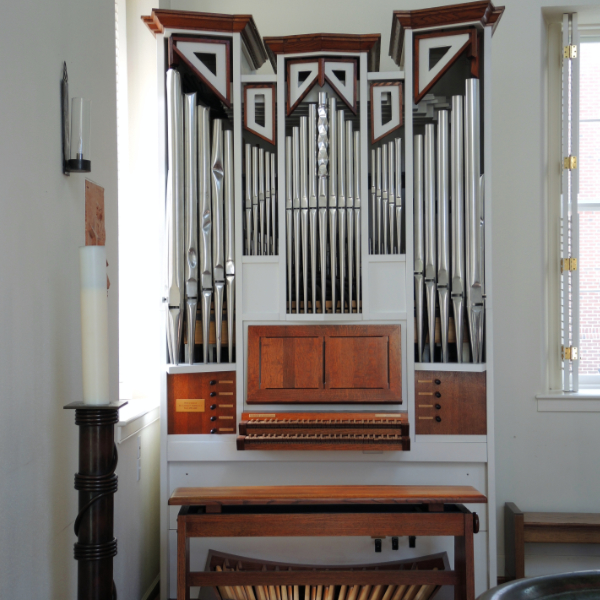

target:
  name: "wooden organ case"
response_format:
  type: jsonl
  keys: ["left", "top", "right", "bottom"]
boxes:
{"left": 145, "top": 2, "right": 503, "bottom": 598}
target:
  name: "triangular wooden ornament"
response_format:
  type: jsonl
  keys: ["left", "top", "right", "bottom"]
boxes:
{"left": 323, "top": 59, "right": 358, "bottom": 114}
{"left": 173, "top": 38, "right": 231, "bottom": 107}
{"left": 287, "top": 59, "right": 320, "bottom": 115}
{"left": 414, "top": 29, "right": 478, "bottom": 103}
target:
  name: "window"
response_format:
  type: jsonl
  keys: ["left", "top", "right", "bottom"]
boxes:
{"left": 578, "top": 34, "right": 600, "bottom": 387}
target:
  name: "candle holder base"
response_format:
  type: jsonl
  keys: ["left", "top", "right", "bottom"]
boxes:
{"left": 64, "top": 400, "right": 127, "bottom": 600}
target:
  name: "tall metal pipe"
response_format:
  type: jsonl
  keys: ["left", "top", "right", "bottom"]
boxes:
{"left": 376, "top": 147, "right": 382, "bottom": 255}
{"left": 370, "top": 148, "right": 376, "bottom": 254}
{"left": 465, "top": 79, "right": 484, "bottom": 363}
{"left": 395, "top": 137, "right": 403, "bottom": 255}
{"left": 252, "top": 146, "right": 259, "bottom": 256}
{"left": 337, "top": 109, "right": 346, "bottom": 313}
{"left": 265, "top": 150, "right": 271, "bottom": 256}
{"left": 317, "top": 92, "right": 329, "bottom": 314}
{"left": 382, "top": 143, "right": 389, "bottom": 255}
{"left": 354, "top": 129, "right": 361, "bottom": 312}
{"left": 258, "top": 148, "right": 265, "bottom": 256}
{"left": 437, "top": 110, "right": 450, "bottom": 363}
{"left": 414, "top": 134, "right": 425, "bottom": 362}
{"left": 224, "top": 130, "right": 235, "bottom": 363}
{"left": 424, "top": 123, "right": 437, "bottom": 362}
{"left": 388, "top": 140, "right": 396, "bottom": 255}
{"left": 184, "top": 93, "right": 198, "bottom": 364}
{"left": 293, "top": 126, "right": 301, "bottom": 314}
{"left": 245, "top": 143, "right": 252, "bottom": 256}
{"left": 211, "top": 119, "right": 225, "bottom": 363}
{"left": 165, "top": 69, "right": 184, "bottom": 365}
{"left": 300, "top": 116, "right": 309, "bottom": 313}
{"left": 309, "top": 104, "right": 318, "bottom": 313}
{"left": 346, "top": 121, "right": 354, "bottom": 311}
{"left": 198, "top": 105, "right": 212, "bottom": 363}
{"left": 451, "top": 95, "right": 465, "bottom": 363}
{"left": 286, "top": 136, "right": 293, "bottom": 312}
{"left": 271, "top": 153, "right": 277, "bottom": 256}
{"left": 328, "top": 98, "right": 338, "bottom": 313}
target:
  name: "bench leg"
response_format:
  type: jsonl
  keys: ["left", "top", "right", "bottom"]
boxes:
{"left": 504, "top": 503, "right": 525, "bottom": 581}
{"left": 177, "top": 513, "right": 190, "bottom": 600}
{"left": 455, "top": 512, "right": 475, "bottom": 600}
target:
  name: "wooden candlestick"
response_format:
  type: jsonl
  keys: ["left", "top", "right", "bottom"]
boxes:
{"left": 64, "top": 401, "right": 127, "bottom": 600}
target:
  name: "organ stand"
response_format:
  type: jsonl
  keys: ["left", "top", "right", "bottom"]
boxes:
{"left": 142, "top": 2, "right": 504, "bottom": 597}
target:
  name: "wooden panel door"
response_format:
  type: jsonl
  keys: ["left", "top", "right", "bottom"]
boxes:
{"left": 247, "top": 325, "right": 401, "bottom": 404}
{"left": 415, "top": 371, "right": 486, "bottom": 434}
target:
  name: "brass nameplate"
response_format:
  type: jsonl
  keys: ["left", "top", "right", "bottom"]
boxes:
{"left": 418, "top": 405, "right": 433, "bottom": 408}
{"left": 176, "top": 399, "right": 205, "bottom": 412}
{"left": 249, "top": 414, "right": 277, "bottom": 418}
{"left": 417, "top": 379, "right": 433, "bottom": 383}
{"left": 219, "top": 380, "right": 234, "bottom": 384}
{"left": 219, "top": 416, "right": 234, "bottom": 420}
{"left": 219, "top": 428, "right": 234, "bottom": 432}
{"left": 220, "top": 404, "right": 234, "bottom": 408}
{"left": 418, "top": 392, "right": 433, "bottom": 396}
{"left": 219, "top": 392, "right": 234, "bottom": 396}
{"left": 418, "top": 416, "right": 433, "bottom": 420}
{"left": 375, "top": 414, "right": 402, "bottom": 418}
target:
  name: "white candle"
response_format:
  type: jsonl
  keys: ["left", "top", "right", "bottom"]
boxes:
{"left": 79, "top": 246, "right": 109, "bottom": 405}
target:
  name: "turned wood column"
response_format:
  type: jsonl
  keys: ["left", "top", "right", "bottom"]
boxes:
{"left": 65, "top": 401, "right": 126, "bottom": 600}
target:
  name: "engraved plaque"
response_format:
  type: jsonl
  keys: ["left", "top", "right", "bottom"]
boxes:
{"left": 176, "top": 398, "right": 205, "bottom": 412}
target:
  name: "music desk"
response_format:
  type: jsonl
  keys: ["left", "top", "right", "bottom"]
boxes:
{"left": 169, "top": 485, "right": 487, "bottom": 600}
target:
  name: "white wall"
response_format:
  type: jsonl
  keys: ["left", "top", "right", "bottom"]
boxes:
{"left": 0, "top": 0, "right": 159, "bottom": 598}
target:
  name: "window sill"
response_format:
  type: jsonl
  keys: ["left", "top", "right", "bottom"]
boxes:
{"left": 536, "top": 391, "right": 600, "bottom": 412}
{"left": 116, "top": 399, "right": 160, "bottom": 443}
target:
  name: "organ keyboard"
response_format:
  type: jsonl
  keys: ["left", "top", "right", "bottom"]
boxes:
{"left": 237, "top": 412, "right": 410, "bottom": 451}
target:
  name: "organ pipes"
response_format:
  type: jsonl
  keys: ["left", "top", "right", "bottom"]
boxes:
{"left": 317, "top": 92, "right": 329, "bottom": 315}
{"left": 244, "top": 145, "right": 278, "bottom": 257}
{"left": 164, "top": 69, "right": 235, "bottom": 364}
{"left": 285, "top": 92, "right": 362, "bottom": 314}
{"left": 368, "top": 136, "right": 403, "bottom": 256}
{"left": 414, "top": 134, "right": 425, "bottom": 362}
{"left": 424, "top": 123, "right": 436, "bottom": 364}
{"left": 413, "top": 79, "right": 485, "bottom": 364}
{"left": 165, "top": 69, "right": 184, "bottom": 365}
{"left": 437, "top": 110, "right": 450, "bottom": 363}
{"left": 184, "top": 92, "right": 198, "bottom": 365}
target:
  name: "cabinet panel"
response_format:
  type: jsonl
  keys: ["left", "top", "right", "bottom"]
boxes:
{"left": 326, "top": 336, "right": 388, "bottom": 389}
{"left": 247, "top": 325, "right": 401, "bottom": 404}
{"left": 262, "top": 336, "right": 323, "bottom": 389}
{"left": 415, "top": 371, "right": 486, "bottom": 435}
{"left": 167, "top": 372, "right": 237, "bottom": 434}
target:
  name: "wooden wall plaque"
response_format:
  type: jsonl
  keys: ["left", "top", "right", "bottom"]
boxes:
{"left": 247, "top": 325, "right": 402, "bottom": 404}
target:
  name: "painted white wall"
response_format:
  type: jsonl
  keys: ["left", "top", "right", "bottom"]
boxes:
{"left": 122, "top": 0, "right": 600, "bottom": 592}
{"left": 115, "top": 419, "right": 161, "bottom": 599}
{"left": 0, "top": 0, "right": 160, "bottom": 598}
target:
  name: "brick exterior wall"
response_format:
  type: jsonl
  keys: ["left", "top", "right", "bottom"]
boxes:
{"left": 578, "top": 42, "right": 600, "bottom": 375}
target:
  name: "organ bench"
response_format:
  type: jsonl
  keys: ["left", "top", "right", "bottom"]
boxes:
{"left": 169, "top": 485, "right": 486, "bottom": 600}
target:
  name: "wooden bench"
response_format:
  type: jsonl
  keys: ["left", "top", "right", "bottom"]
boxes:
{"left": 170, "top": 485, "right": 486, "bottom": 600}
{"left": 504, "top": 502, "right": 600, "bottom": 580}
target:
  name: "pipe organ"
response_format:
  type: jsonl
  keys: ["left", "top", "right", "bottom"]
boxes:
{"left": 144, "top": 1, "right": 503, "bottom": 597}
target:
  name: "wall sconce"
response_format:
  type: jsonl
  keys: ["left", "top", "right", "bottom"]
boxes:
{"left": 61, "top": 62, "right": 91, "bottom": 175}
